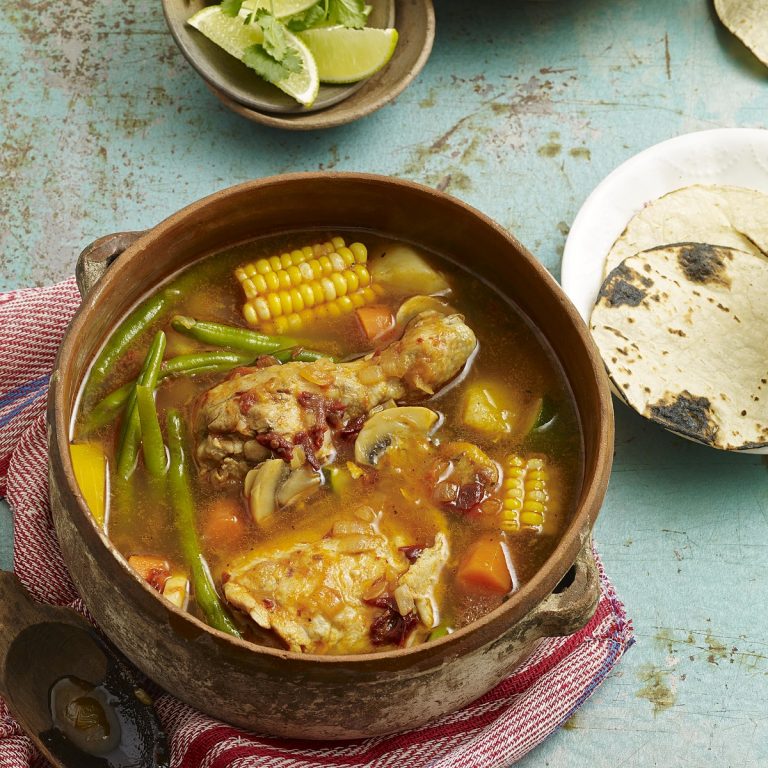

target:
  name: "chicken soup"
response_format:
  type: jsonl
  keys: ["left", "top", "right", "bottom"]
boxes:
{"left": 71, "top": 233, "right": 583, "bottom": 654}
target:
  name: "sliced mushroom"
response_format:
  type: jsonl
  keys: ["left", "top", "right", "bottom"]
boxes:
{"left": 395, "top": 295, "right": 455, "bottom": 327}
{"left": 354, "top": 406, "right": 440, "bottom": 466}
{"left": 276, "top": 465, "right": 322, "bottom": 507}
{"left": 244, "top": 459, "right": 288, "bottom": 525}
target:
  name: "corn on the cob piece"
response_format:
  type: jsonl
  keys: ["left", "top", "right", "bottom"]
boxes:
{"left": 500, "top": 455, "right": 549, "bottom": 532}
{"left": 235, "top": 238, "right": 380, "bottom": 332}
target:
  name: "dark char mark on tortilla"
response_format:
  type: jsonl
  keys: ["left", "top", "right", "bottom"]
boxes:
{"left": 674, "top": 242, "right": 732, "bottom": 287}
{"left": 648, "top": 390, "right": 719, "bottom": 445}
{"left": 599, "top": 263, "right": 652, "bottom": 307}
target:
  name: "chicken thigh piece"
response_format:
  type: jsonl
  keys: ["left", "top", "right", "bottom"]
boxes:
{"left": 223, "top": 514, "right": 449, "bottom": 654}
{"left": 196, "top": 311, "right": 476, "bottom": 480}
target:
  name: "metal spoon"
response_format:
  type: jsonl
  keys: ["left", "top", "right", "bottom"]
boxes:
{"left": 0, "top": 571, "right": 169, "bottom": 768}
{"left": 162, "top": 0, "right": 396, "bottom": 114}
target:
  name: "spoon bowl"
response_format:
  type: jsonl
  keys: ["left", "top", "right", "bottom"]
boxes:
{"left": 0, "top": 572, "right": 169, "bottom": 768}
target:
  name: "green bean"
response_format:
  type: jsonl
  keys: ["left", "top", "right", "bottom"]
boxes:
{"left": 166, "top": 410, "right": 241, "bottom": 638}
{"left": 273, "top": 347, "right": 332, "bottom": 364}
{"left": 135, "top": 385, "right": 167, "bottom": 477}
{"left": 87, "top": 287, "right": 179, "bottom": 395}
{"left": 84, "top": 380, "right": 135, "bottom": 432}
{"left": 160, "top": 350, "right": 256, "bottom": 376}
{"left": 171, "top": 315, "right": 297, "bottom": 354}
{"left": 87, "top": 349, "right": 257, "bottom": 434}
{"left": 116, "top": 331, "right": 166, "bottom": 480}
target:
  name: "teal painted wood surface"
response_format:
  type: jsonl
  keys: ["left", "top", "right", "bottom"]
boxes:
{"left": 2, "top": 0, "right": 768, "bottom": 765}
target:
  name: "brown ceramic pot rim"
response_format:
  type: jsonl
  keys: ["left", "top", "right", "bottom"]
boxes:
{"left": 51, "top": 172, "right": 614, "bottom": 665}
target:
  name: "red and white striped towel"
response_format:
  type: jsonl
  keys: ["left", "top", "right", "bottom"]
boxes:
{"left": 0, "top": 279, "right": 633, "bottom": 768}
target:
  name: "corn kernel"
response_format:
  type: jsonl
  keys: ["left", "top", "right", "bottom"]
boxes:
{"left": 285, "top": 312, "right": 303, "bottom": 332}
{"left": 341, "top": 269, "right": 359, "bottom": 293}
{"left": 340, "top": 248, "right": 355, "bottom": 266}
{"left": 353, "top": 264, "right": 371, "bottom": 286}
{"left": 267, "top": 293, "right": 283, "bottom": 318}
{"left": 361, "top": 286, "right": 376, "bottom": 302}
{"left": 255, "top": 258, "right": 270, "bottom": 274}
{"left": 278, "top": 270, "right": 291, "bottom": 290}
{"left": 267, "top": 255, "right": 281, "bottom": 271}
{"left": 264, "top": 271, "right": 280, "bottom": 292}
{"left": 289, "top": 288, "right": 304, "bottom": 313}
{"left": 527, "top": 470, "right": 546, "bottom": 481}
{"left": 320, "top": 277, "right": 337, "bottom": 302}
{"left": 336, "top": 295, "right": 354, "bottom": 313}
{"left": 235, "top": 267, "right": 248, "bottom": 282}
{"left": 242, "top": 278, "right": 257, "bottom": 299}
{"left": 298, "top": 283, "right": 315, "bottom": 308}
{"left": 308, "top": 259, "right": 323, "bottom": 278}
{"left": 253, "top": 274, "right": 268, "bottom": 294}
{"left": 522, "top": 500, "right": 545, "bottom": 514}
{"left": 311, "top": 282, "right": 324, "bottom": 305}
{"left": 331, "top": 236, "right": 345, "bottom": 250}
{"left": 503, "top": 497, "right": 522, "bottom": 509}
{"left": 286, "top": 265, "right": 302, "bottom": 286}
{"left": 243, "top": 303, "right": 257, "bottom": 325}
{"left": 278, "top": 253, "right": 291, "bottom": 268}
{"left": 350, "top": 290, "right": 366, "bottom": 308}
{"left": 245, "top": 263, "right": 258, "bottom": 277}
{"left": 277, "top": 290, "right": 292, "bottom": 315}
{"left": 273, "top": 316, "right": 289, "bottom": 334}
{"left": 520, "top": 511, "right": 543, "bottom": 527}
{"left": 315, "top": 304, "right": 329, "bottom": 319}
{"left": 254, "top": 297, "right": 270, "bottom": 321}
{"left": 327, "top": 301, "right": 342, "bottom": 318}
{"left": 290, "top": 249, "right": 305, "bottom": 265}
{"left": 302, "top": 245, "right": 314, "bottom": 259}
{"left": 329, "top": 252, "right": 345, "bottom": 272}
{"left": 331, "top": 272, "right": 348, "bottom": 297}
{"left": 350, "top": 242, "right": 367, "bottom": 262}
{"left": 318, "top": 255, "right": 333, "bottom": 275}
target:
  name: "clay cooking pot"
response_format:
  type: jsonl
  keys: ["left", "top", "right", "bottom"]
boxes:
{"left": 48, "top": 173, "right": 614, "bottom": 739}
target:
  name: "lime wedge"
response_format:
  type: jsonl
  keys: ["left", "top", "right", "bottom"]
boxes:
{"left": 298, "top": 26, "right": 399, "bottom": 84}
{"left": 241, "top": 0, "right": 319, "bottom": 18}
{"left": 187, "top": 6, "right": 320, "bottom": 106}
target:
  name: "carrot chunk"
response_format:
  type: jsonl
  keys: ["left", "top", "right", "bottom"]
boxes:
{"left": 203, "top": 497, "right": 246, "bottom": 548}
{"left": 355, "top": 305, "right": 395, "bottom": 341}
{"left": 456, "top": 536, "right": 512, "bottom": 594}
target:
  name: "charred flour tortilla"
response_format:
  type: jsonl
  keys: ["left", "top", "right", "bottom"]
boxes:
{"left": 715, "top": 0, "right": 768, "bottom": 67}
{"left": 591, "top": 242, "right": 768, "bottom": 450}
{"left": 604, "top": 185, "right": 768, "bottom": 278}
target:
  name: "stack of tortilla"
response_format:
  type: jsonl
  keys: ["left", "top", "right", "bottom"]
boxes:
{"left": 589, "top": 184, "right": 768, "bottom": 450}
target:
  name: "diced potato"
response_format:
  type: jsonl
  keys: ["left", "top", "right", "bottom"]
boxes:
{"left": 369, "top": 245, "right": 450, "bottom": 296}
{"left": 162, "top": 574, "right": 190, "bottom": 610}
{"left": 462, "top": 384, "right": 510, "bottom": 434}
{"left": 462, "top": 382, "right": 546, "bottom": 438}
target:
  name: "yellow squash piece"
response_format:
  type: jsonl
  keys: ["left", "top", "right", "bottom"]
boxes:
{"left": 70, "top": 442, "right": 107, "bottom": 527}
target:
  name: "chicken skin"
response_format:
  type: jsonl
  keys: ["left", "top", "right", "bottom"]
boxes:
{"left": 196, "top": 311, "right": 476, "bottom": 481}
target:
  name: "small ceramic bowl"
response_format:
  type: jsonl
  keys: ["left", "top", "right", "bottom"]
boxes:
{"left": 162, "top": 0, "right": 435, "bottom": 130}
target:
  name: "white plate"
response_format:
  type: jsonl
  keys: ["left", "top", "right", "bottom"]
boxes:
{"left": 562, "top": 128, "right": 768, "bottom": 322}
{"left": 561, "top": 128, "right": 768, "bottom": 453}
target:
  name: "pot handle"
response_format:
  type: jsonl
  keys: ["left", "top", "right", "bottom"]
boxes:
{"left": 75, "top": 231, "right": 145, "bottom": 299}
{"left": 526, "top": 540, "right": 601, "bottom": 638}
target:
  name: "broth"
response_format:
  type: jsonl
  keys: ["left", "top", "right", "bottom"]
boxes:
{"left": 73, "top": 231, "right": 583, "bottom": 654}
